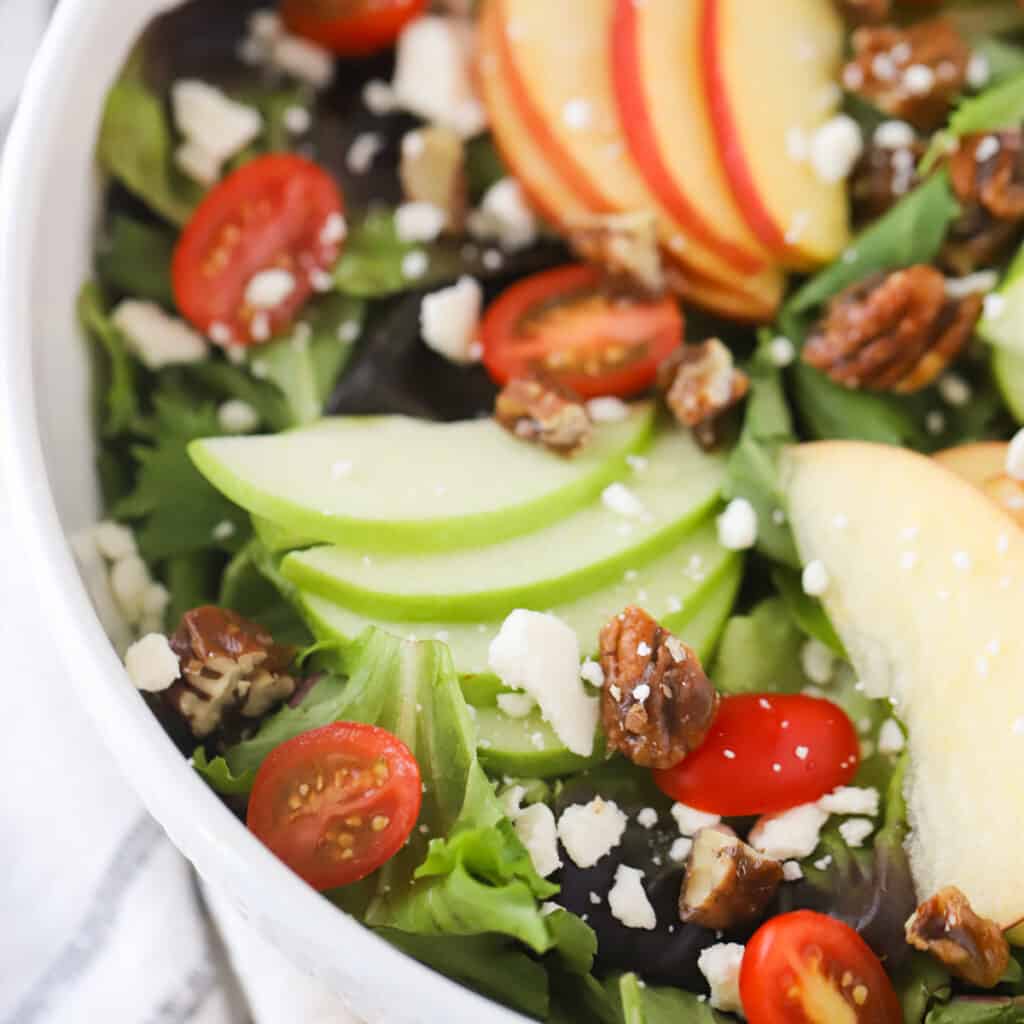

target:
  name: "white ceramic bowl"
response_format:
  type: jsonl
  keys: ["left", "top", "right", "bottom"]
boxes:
{"left": 0, "top": 4, "right": 526, "bottom": 1021}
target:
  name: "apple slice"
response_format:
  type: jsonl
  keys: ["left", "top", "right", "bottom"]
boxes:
{"left": 497, "top": 0, "right": 784, "bottom": 312}
{"left": 611, "top": 0, "right": 772, "bottom": 277}
{"left": 935, "top": 443, "right": 1008, "bottom": 490}
{"left": 784, "top": 441, "right": 1024, "bottom": 928}
{"left": 701, "top": 0, "right": 850, "bottom": 268}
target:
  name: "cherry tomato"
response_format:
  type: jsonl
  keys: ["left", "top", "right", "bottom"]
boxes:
{"left": 172, "top": 154, "right": 345, "bottom": 346}
{"left": 740, "top": 911, "right": 902, "bottom": 1024}
{"left": 281, "top": 0, "right": 428, "bottom": 56}
{"left": 247, "top": 721, "right": 421, "bottom": 891}
{"left": 480, "top": 265, "right": 683, "bottom": 399}
{"left": 653, "top": 694, "right": 859, "bottom": 816}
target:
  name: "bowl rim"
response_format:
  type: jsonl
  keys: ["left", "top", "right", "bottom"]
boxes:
{"left": 0, "top": 4, "right": 529, "bottom": 1021}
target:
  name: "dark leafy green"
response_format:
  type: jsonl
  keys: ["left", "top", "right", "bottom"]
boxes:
{"left": 974, "top": 37, "right": 1024, "bottom": 85}
{"left": 95, "top": 215, "right": 176, "bottom": 307}
{"left": 893, "top": 952, "right": 952, "bottom": 1024}
{"left": 164, "top": 550, "right": 222, "bottom": 625}
{"left": 466, "top": 135, "right": 507, "bottom": 202}
{"left": 612, "top": 973, "right": 727, "bottom": 1024}
{"left": 771, "top": 567, "right": 845, "bottom": 655}
{"left": 926, "top": 998, "right": 1024, "bottom": 1023}
{"left": 713, "top": 598, "right": 809, "bottom": 695}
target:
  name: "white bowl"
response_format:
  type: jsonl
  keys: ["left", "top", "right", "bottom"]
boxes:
{"left": 0, "top": 3, "right": 526, "bottom": 1021}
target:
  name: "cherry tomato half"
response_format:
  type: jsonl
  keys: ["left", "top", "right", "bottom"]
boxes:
{"left": 247, "top": 721, "right": 421, "bottom": 891}
{"left": 480, "top": 265, "right": 683, "bottom": 399}
{"left": 653, "top": 694, "right": 860, "bottom": 816}
{"left": 281, "top": 0, "right": 428, "bottom": 56}
{"left": 740, "top": 911, "right": 902, "bottom": 1024}
{"left": 172, "top": 154, "right": 345, "bottom": 346}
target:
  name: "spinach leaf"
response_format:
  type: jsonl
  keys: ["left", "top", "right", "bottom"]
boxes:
{"left": 926, "top": 998, "right": 1024, "bottom": 1023}
{"left": 893, "top": 953, "right": 952, "bottom": 1024}
{"left": 466, "top": 135, "right": 507, "bottom": 202}
{"left": 97, "top": 61, "right": 202, "bottom": 226}
{"left": 612, "top": 973, "right": 728, "bottom": 1024}
{"left": 95, "top": 215, "right": 176, "bottom": 307}
{"left": 164, "top": 550, "right": 222, "bottom": 625}
{"left": 772, "top": 566, "right": 845, "bottom": 655}
{"left": 713, "top": 598, "right": 809, "bottom": 696}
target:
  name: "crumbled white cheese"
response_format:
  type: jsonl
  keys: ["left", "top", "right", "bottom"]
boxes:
{"left": 579, "top": 658, "right": 604, "bottom": 687}
{"left": 809, "top": 114, "right": 863, "bottom": 184}
{"left": 985, "top": 292, "right": 1007, "bottom": 321}
{"left": 110, "top": 556, "right": 153, "bottom": 623}
{"left": 782, "top": 860, "right": 804, "bottom": 882}
{"left": 818, "top": 786, "right": 880, "bottom": 817}
{"left": 967, "top": 52, "right": 991, "bottom": 90}
{"left": 904, "top": 64, "right": 935, "bottom": 96}
{"left": 270, "top": 34, "right": 335, "bottom": 89}
{"left": 282, "top": 104, "right": 311, "bottom": 135}
{"left": 124, "top": 634, "right": 181, "bottom": 693}
{"left": 347, "top": 132, "right": 384, "bottom": 174}
{"left": 586, "top": 397, "right": 630, "bottom": 423}
{"left": 171, "top": 80, "right": 262, "bottom": 170}
{"left": 839, "top": 817, "right": 875, "bottom": 849}
{"left": 496, "top": 692, "right": 537, "bottom": 719}
{"left": 175, "top": 141, "right": 224, "bottom": 187}
{"left": 513, "top": 803, "right": 561, "bottom": 878}
{"left": 945, "top": 270, "right": 998, "bottom": 299}
{"left": 800, "top": 640, "right": 835, "bottom": 685}
{"left": 878, "top": 717, "right": 905, "bottom": 755}
{"left": 801, "top": 559, "right": 830, "bottom": 597}
{"left": 363, "top": 78, "right": 397, "bottom": 115}
{"left": 874, "top": 120, "right": 916, "bottom": 149}
{"left": 395, "top": 201, "right": 447, "bottom": 243}
{"left": 212, "top": 520, "right": 236, "bottom": 542}
{"left": 602, "top": 483, "right": 647, "bottom": 520}
{"left": 1006, "top": 429, "right": 1024, "bottom": 481}
{"left": 717, "top": 498, "right": 758, "bottom": 551}
{"left": 668, "top": 836, "right": 693, "bottom": 863}
{"left": 671, "top": 802, "right": 721, "bottom": 837}
{"left": 698, "top": 943, "right": 745, "bottom": 1015}
{"left": 218, "top": 399, "right": 260, "bottom": 435}
{"left": 245, "top": 269, "right": 296, "bottom": 309}
{"left": 420, "top": 276, "right": 483, "bottom": 365}
{"left": 391, "top": 16, "right": 486, "bottom": 137}
{"left": 402, "top": 250, "right": 430, "bottom": 280}
{"left": 467, "top": 178, "right": 538, "bottom": 251}
{"left": 749, "top": 803, "right": 828, "bottom": 860}
{"left": 636, "top": 808, "right": 658, "bottom": 830}
{"left": 939, "top": 372, "right": 972, "bottom": 407}
{"left": 608, "top": 865, "right": 657, "bottom": 930}
{"left": 112, "top": 301, "right": 208, "bottom": 370}
{"left": 556, "top": 797, "right": 627, "bottom": 868}
{"left": 768, "top": 336, "right": 796, "bottom": 367}
{"left": 93, "top": 521, "right": 137, "bottom": 562}
{"left": 489, "top": 610, "right": 598, "bottom": 757}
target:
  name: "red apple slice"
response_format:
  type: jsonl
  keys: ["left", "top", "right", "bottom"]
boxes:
{"left": 611, "top": 0, "right": 772, "bottom": 278}
{"left": 497, "top": 0, "right": 784, "bottom": 310}
{"left": 701, "top": 0, "right": 850, "bottom": 269}
{"left": 479, "top": 0, "right": 781, "bottom": 321}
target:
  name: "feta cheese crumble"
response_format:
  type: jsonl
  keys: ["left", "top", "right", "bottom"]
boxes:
{"left": 395, "top": 201, "right": 447, "bottom": 243}
{"left": 489, "top": 610, "right": 598, "bottom": 756}
{"left": 556, "top": 797, "right": 627, "bottom": 868}
{"left": 602, "top": 483, "right": 647, "bottom": 520}
{"left": 245, "top": 269, "right": 296, "bottom": 309}
{"left": 112, "top": 301, "right": 208, "bottom": 370}
{"left": 801, "top": 559, "right": 830, "bottom": 596}
{"left": 671, "top": 802, "right": 721, "bottom": 836}
{"left": 171, "top": 80, "right": 262, "bottom": 185}
{"left": 878, "top": 718, "right": 905, "bottom": 755}
{"left": 586, "top": 397, "right": 630, "bottom": 423}
{"left": 124, "top": 634, "right": 180, "bottom": 693}
{"left": 496, "top": 692, "right": 536, "bottom": 719}
{"left": 768, "top": 336, "right": 796, "bottom": 367}
{"left": 512, "top": 803, "right": 561, "bottom": 878}
{"left": 874, "top": 120, "right": 916, "bottom": 149}
{"left": 800, "top": 640, "right": 835, "bottom": 685}
{"left": 668, "top": 837, "right": 693, "bottom": 863}
{"left": 636, "top": 807, "right": 658, "bottom": 829}
{"left": 698, "top": 943, "right": 745, "bottom": 1015}
{"left": 809, "top": 114, "right": 863, "bottom": 184}
{"left": 608, "top": 865, "right": 657, "bottom": 930}
{"left": 717, "top": 498, "right": 758, "bottom": 551}
{"left": 839, "top": 818, "right": 875, "bottom": 848}
{"left": 468, "top": 178, "right": 538, "bottom": 251}
{"left": 579, "top": 659, "right": 605, "bottom": 687}
{"left": 818, "top": 786, "right": 880, "bottom": 817}
{"left": 419, "top": 276, "right": 483, "bottom": 365}
{"left": 749, "top": 803, "right": 828, "bottom": 860}
{"left": 218, "top": 399, "right": 260, "bottom": 435}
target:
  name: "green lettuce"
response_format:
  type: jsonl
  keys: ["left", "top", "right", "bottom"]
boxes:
{"left": 611, "top": 973, "right": 727, "bottom": 1024}
{"left": 713, "top": 598, "right": 809, "bottom": 695}
{"left": 95, "top": 215, "right": 176, "bottom": 307}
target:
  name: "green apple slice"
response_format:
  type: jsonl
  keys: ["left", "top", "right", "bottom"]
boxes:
{"left": 783, "top": 440, "right": 1024, "bottom": 929}
{"left": 281, "top": 428, "right": 726, "bottom": 621}
{"left": 189, "top": 405, "right": 654, "bottom": 553}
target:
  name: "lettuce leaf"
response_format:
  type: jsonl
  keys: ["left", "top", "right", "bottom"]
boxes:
{"left": 713, "top": 598, "right": 809, "bottom": 696}
{"left": 925, "top": 998, "right": 1024, "bottom": 1024}
{"left": 95, "top": 215, "right": 176, "bottom": 307}
{"left": 771, "top": 567, "right": 845, "bottom": 655}
{"left": 611, "top": 972, "right": 727, "bottom": 1024}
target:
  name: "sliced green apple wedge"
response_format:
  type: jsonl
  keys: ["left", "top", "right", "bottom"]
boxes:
{"left": 783, "top": 441, "right": 1024, "bottom": 928}
{"left": 189, "top": 405, "right": 653, "bottom": 553}
{"left": 280, "top": 429, "right": 725, "bottom": 620}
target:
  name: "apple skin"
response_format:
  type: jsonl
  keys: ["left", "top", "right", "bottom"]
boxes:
{"left": 611, "top": 0, "right": 771, "bottom": 277}
{"left": 700, "top": 0, "right": 850, "bottom": 269}
{"left": 189, "top": 406, "right": 654, "bottom": 554}
{"left": 934, "top": 443, "right": 1008, "bottom": 491}
{"left": 784, "top": 441, "right": 1024, "bottom": 929}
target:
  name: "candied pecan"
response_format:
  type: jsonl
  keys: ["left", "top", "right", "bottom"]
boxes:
{"left": 566, "top": 211, "right": 665, "bottom": 294}
{"left": 658, "top": 339, "right": 749, "bottom": 450}
{"left": 495, "top": 377, "right": 592, "bottom": 456}
{"left": 940, "top": 206, "right": 1021, "bottom": 276}
{"left": 906, "top": 887, "right": 1010, "bottom": 988}
{"left": 803, "top": 265, "right": 982, "bottom": 392}
{"left": 837, "top": 0, "right": 890, "bottom": 25}
{"left": 399, "top": 124, "right": 467, "bottom": 233}
{"left": 851, "top": 139, "right": 925, "bottom": 224}
{"left": 599, "top": 606, "right": 718, "bottom": 770}
{"left": 950, "top": 131, "right": 1024, "bottom": 223}
{"left": 680, "top": 827, "right": 783, "bottom": 931}
{"left": 163, "top": 606, "right": 296, "bottom": 738}
{"left": 843, "top": 19, "right": 970, "bottom": 130}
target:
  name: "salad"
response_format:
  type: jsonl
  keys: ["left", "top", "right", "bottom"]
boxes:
{"left": 74, "top": 0, "right": 1024, "bottom": 1020}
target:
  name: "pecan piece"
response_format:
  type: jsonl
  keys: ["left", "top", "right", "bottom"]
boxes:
{"left": 837, "top": 0, "right": 890, "bottom": 25}
{"left": 599, "top": 606, "right": 718, "bottom": 770}
{"left": 803, "top": 265, "right": 982, "bottom": 392}
{"left": 950, "top": 131, "right": 1024, "bottom": 223}
{"left": 851, "top": 138, "right": 925, "bottom": 224}
{"left": 566, "top": 211, "right": 665, "bottom": 294}
{"left": 842, "top": 19, "right": 970, "bottom": 130}
{"left": 906, "top": 887, "right": 1010, "bottom": 988}
{"left": 940, "top": 206, "right": 1021, "bottom": 277}
{"left": 659, "top": 339, "right": 749, "bottom": 450}
{"left": 163, "top": 606, "right": 296, "bottom": 739}
{"left": 495, "top": 377, "right": 592, "bottom": 455}
{"left": 680, "top": 827, "right": 783, "bottom": 931}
